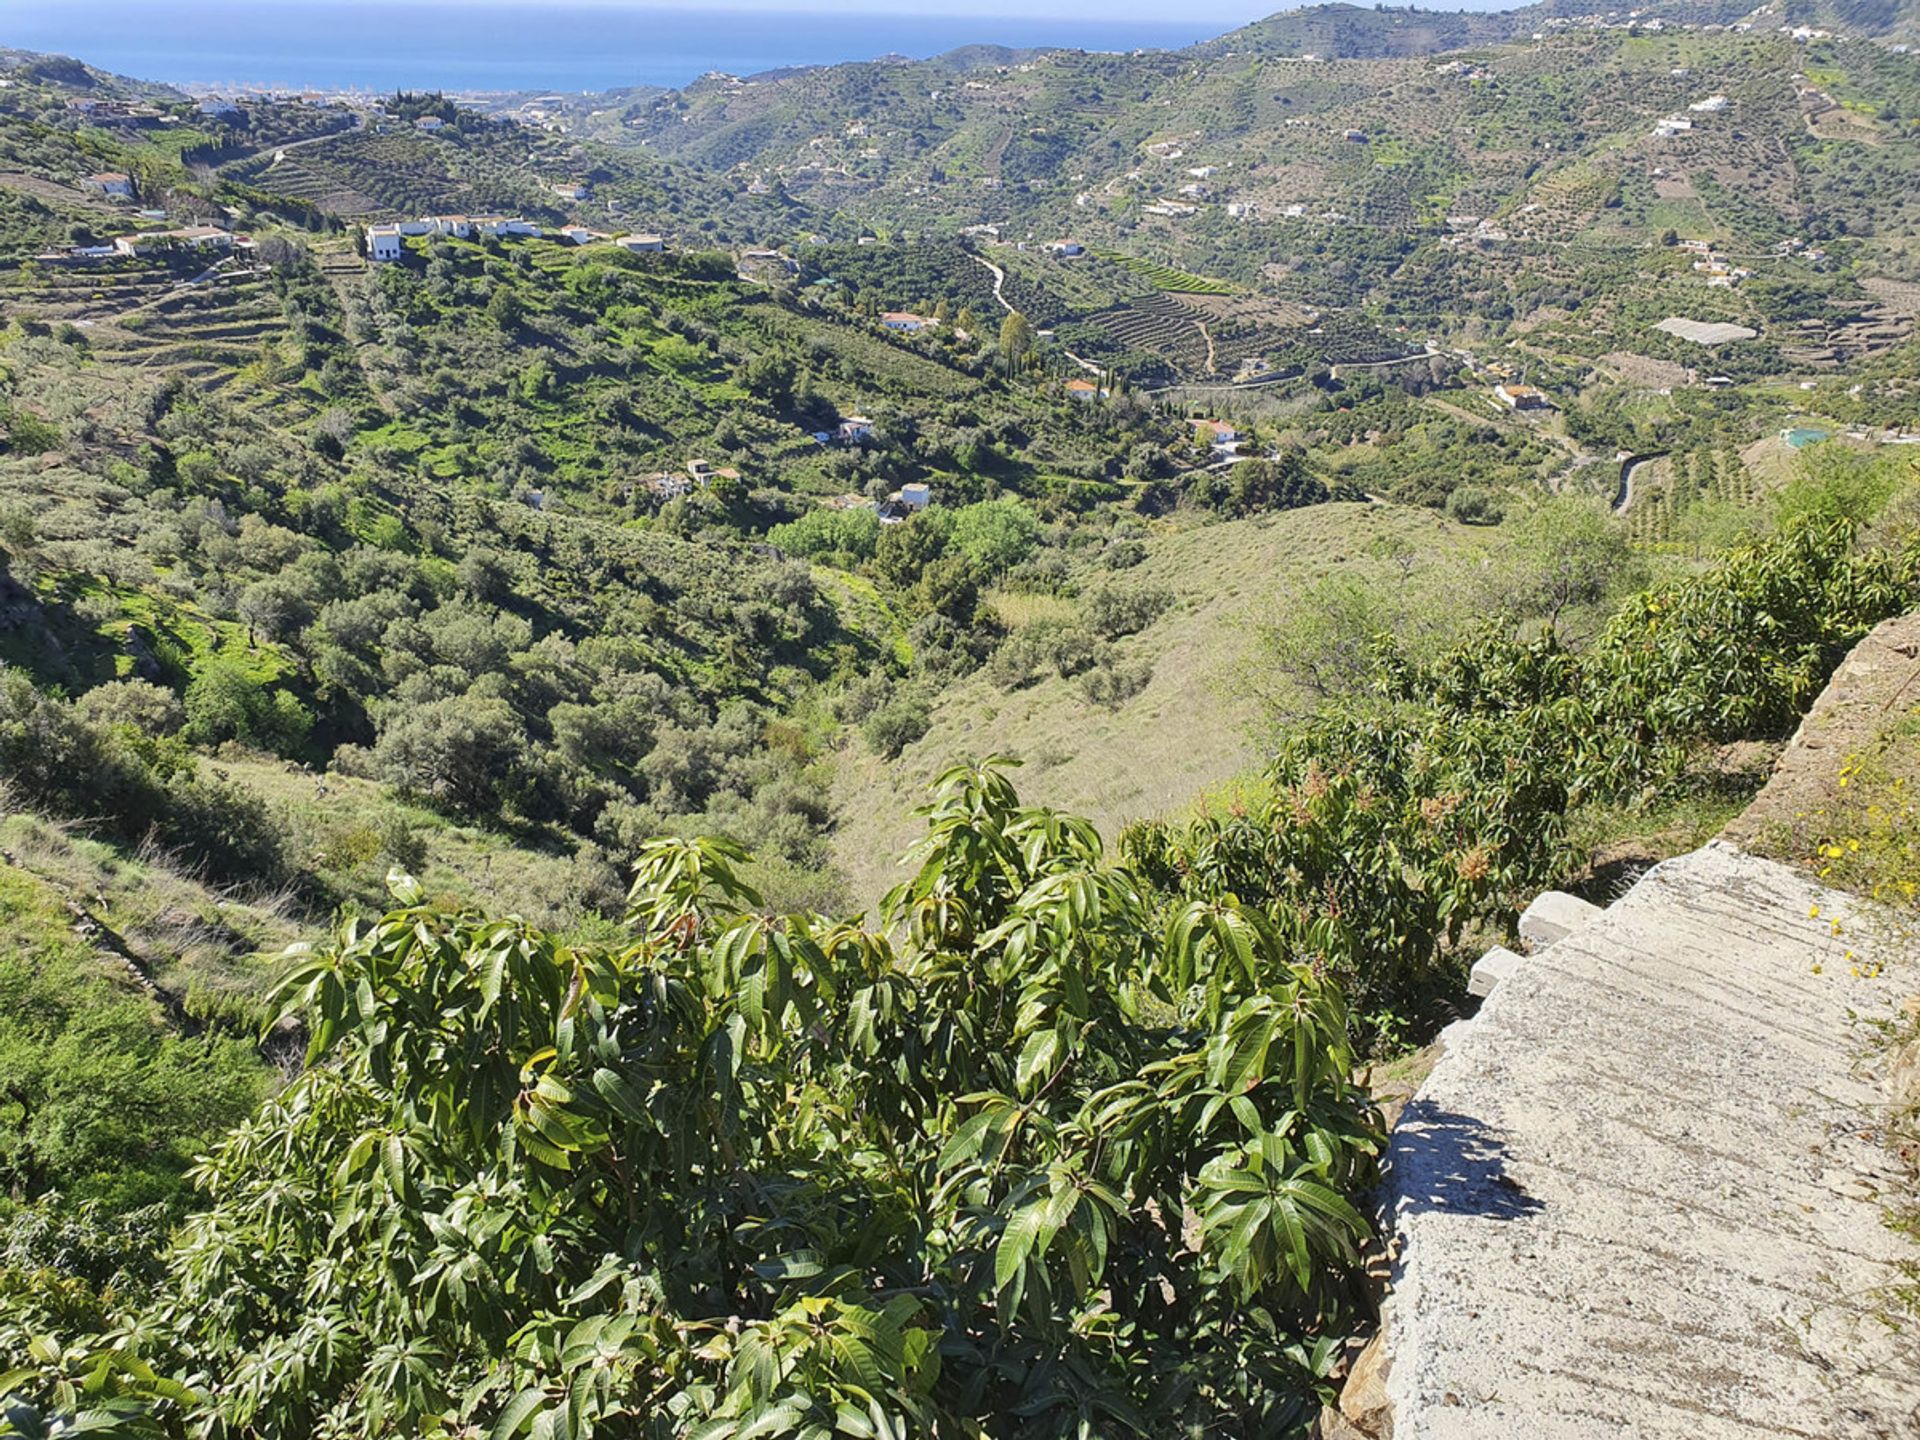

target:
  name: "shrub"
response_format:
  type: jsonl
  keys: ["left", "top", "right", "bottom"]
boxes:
{"left": 1081, "top": 657, "right": 1154, "bottom": 707}
{"left": 1445, "top": 485, "right": 1505, "bottom": 525}
{"left": 1084, "top": 582, "right": 1172, "bottom": 639}
{"left": 863, "top": 691, "right": 932, "bottom": 758}
{"left": 73, "top": 680, "right": 184, "bottom": 738}
{"left": 768, "top": 505, "right": 881, "bottom": 565}
{"left": 371, "top": 693, "right": 523, "bottom": 817}
{"left": 988, "top": 621, "right": 1105, "bottom": 690}
{"left": 184, "top": 660, "right": 311, "bottom": 754}
{"left": 1135, "top": 519, "right": 1920, "bottom": 1033}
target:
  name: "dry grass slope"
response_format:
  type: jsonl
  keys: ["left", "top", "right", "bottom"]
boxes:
{"left": 830, "top": 500, "right": 1479, "bottom": 907}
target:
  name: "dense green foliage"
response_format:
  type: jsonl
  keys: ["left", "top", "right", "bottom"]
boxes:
{"left": 1, "top": 767, "right": 1382, "bottom": 1438}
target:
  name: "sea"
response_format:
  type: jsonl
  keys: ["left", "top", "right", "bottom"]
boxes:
{"left": 1, "top": 0, "right": 1258, "bottom": 95}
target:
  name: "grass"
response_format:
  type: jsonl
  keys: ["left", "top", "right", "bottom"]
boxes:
{"left": 212, "top": 755, "right": 611, "bottom": 933}
{"left": 0, "top": 808, "right": 300, "bottom": 1029}
{"left": 828, "top": 500, "right": 1477, "bottom": 908}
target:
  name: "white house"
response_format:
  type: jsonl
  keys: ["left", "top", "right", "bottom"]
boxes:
{"left": 881, "top": 311, "right": 932, "bottom": 332}
{"left": 616, "top": 233, "right": 664, "bottom": 252}
{"left": 551, "top": 180, "right": 592, "bottom": 201}
{"left": 1048, "top": 240, "right": 1085, "bottom": 257}
{"left": 366, "top": 223, "right": 404, "bottom": 261}
{"left": 898, "top": 482, "right": 931, "bottom": 511}
{"left": 415, "top": 115, "right": 446, "bottom": 131}
{"left": 81, "top": 172, "right": 135, "bottom": 199}
{"left": 1688, "top": 94, "right": 1730, "bottom": 113}
{"left": 560, "top": 226, "right": 607, "bottom": 245}
{"left": 836, "top": 416, "right": 874, "bottom": 443}
{"left": 195, "top": 97, "right": 238, "bottom": 117}
{"left": 113, "top": 225, "right": 234, "bottom": 257}
{"left": 1194, "top": 419, "right": 1239, "bottom": 447}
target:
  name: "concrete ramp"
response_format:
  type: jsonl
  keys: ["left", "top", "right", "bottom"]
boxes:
{"left": 1381, "top": 843, "right": 1919, "bottom": 1439}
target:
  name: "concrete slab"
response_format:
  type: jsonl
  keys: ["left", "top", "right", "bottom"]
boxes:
{"left": 1466, "top": 944, "right": 1525, "bottom": 998}
{"left": 1382, "top": 842, "right": 1920, "bottom": 1439}
{"left": 1518, "top": 890, "right": 1603, "bottom": 950}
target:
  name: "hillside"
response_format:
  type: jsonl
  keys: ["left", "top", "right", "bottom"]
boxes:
{"left": 0, "top": 9, "right": 1918, "bottom": 1438}
{"left": 829, "top": 499, "right": 1481, "bottom": 905}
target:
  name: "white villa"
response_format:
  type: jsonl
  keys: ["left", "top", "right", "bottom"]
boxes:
{"left": 367, "top": 223, "right": 404, "bottom": 261}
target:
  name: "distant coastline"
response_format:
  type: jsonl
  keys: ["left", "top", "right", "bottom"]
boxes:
{"left": 3, "top": 0, "right": 1239, "bottom": 93}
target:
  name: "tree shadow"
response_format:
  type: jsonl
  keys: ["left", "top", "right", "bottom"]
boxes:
{"left": 1389, "top": 1100, "right": 1546, "bottom": 1221}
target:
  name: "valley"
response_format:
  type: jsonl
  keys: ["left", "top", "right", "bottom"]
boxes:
{"left": 0, "top": 2, "right": 1918, "bottom": 1436}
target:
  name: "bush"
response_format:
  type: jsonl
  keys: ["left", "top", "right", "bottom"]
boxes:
{"left": 184, "top": 660, "right": 311, "bottom": 754}
{"left": 0, "top": 672, "right": 291, "bottom": 888}
{"left": 1137, "top": 518, "right": 1920, "bottom": 1033}
{"left": 768, "top": 505, "right": 881, "bottom": 565}
{"left": 1191, "top": 454, "right": 1329, "bottom": 518}
{"left": 987, "top": 621, "right": 1105, "bottom": 689}
{"left": 72, "top": 680, "right": 184, "bottom": 738}
{"left": 1445, "top": 485, "right": 1505, "bottom": 525}
{"left": 863, "top": 692, "right": 932, "bottom": 758}
{"left": 371, "top": 693, "right": 523, "bottom": 817}
{"left": 1081, "top": 657, "right": 1154, "bottom": 707}
{"left": 1084, "top": 582, "right": 1172, "bottom": 639}
{"left": 949, "top": 499, "right": 1041, "bottom": 574}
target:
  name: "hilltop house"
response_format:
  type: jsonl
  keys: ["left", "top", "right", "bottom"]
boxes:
{"left": 366, "top": 223, "right": 404, "bottom": 262}
{"left": 81, "top": 172, "right": 135, "bottom": 199}
{"left": 1494, "top": 382, "right": 1551, "bottom": 411}
{"left": 415, "top": 115, "right": 446, "bottom": 131}
{"left": 113, "top": 225, "right": 234, "bottom": 256}
{"left": 881, "top": 311, "right": 933, "bottom": 332}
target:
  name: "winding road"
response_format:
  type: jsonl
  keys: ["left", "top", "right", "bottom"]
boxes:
{"left": 1615, "top": 451, "right": 1665, "bottom": 513}
{"left": 970, "top": 252, "right": 1104, "bottom": 376}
